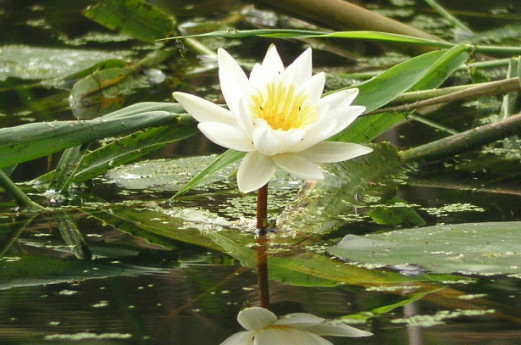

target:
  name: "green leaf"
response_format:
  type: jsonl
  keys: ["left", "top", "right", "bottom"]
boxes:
{"left": 332, "top": 112, "right": 405, "bottom": 143}
{"left": 335, "top": 46, "right": 468, "bottom": 143}
{"left": 0, "top": 45, "right": 127, "bottom": 80}
{"left": 70, "top": 67, "right": 131, "bottom": 103}
{"left": 104, "top": 155, "right": 236, "bottom": 192}
{"left": 49, "top": 145, "right": 91, "bottom": 193}
{"left": 167, "top": 29, "right": 452, "bottom": 49}
{"left": 173, "top": 150, "right": 245, "bottom": 198}
{"left": 84, "top": 0, "right": 177, "bottom": 43}
{"left": 0, "top": 103, "right": 186, "bottom": 168}
{"left": 70, "top": 123, "right": 197, "bottom": 183}
{"left": 328, "top": 221, "right": 521, "bottom": 275}
{"left": 410, "top": 43, "right": 468, "bottom": 91}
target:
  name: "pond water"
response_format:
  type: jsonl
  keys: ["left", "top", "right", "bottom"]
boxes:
{"left": 2, "top": 0, "right": 521, "bottom": 344}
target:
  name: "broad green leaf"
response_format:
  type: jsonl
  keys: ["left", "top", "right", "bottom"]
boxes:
{"left": 328, "top": 221, "right": 521, "bottom": 275}
{"left": 334, "top": 48, "right": 467, "bottom": 143}
{"left": 84, "top": 0, "right": 177, "bottom": 43}
{"left": 353, "top": 49, "right": 449, "bottom": 112}
{"left": 70, "top": 67, "right": 131, "bottom": 103}
{"left": 410, "top": 43, "right": 468, "bottom": 91}
{"left": 332, "top": 112, "right": 405, "bottom": 143}
{"left": 173, "top": 149, "right": 245, "bottom": 198}
{"left": 0, "top": 103, "right": 186, "bottom": 167}
{"left": 0, "top": 45, "right": 127, "bottom": 80}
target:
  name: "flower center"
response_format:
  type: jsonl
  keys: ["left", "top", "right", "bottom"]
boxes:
{"left": 250, "top": 82, "right": 316, "bottom": 131}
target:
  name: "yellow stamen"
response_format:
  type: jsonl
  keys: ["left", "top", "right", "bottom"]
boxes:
{"left": 250, "top": 82, "right": 316, "bottom": 131}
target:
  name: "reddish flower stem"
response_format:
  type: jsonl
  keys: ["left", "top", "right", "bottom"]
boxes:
{"left": 256, "top": 184, "right": 270, "bottom": 309}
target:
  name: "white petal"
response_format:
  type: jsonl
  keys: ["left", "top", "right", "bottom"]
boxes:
{"left": 237, "top": 152, "right": 277, "bottom": 193}
{"left": 299, "top": 142, "right": 373, "bottom": 163}
{"left": 261, "top": 45, "right": 284, "bottom": 79}
{"left": 173, "top": 92, "right": 234, "bottom": 124}
{"left": 282, "top": 47, "right": 312, "bottom": 86}
{"left": 256, "top": 328, "right": 332, "bottom": 345}
{"left": 198, "top": 123, "right": 254, "bottom": 152}
{"left": 275, "top": 313, "right": 373, "bottom": 338}
{"left": 237, "top": 98, "right": 255, "bottom": 136}
{"left": 298, "top": 104, "right": 365, "bottom": 149}
{"left": 300, "top": 322, "right": 373, "bottom": 338}
{"left": 290, "top": 120, "right": 338, "bottom": 152}
{"left": 220, "top": 331, "right": 255, "bottom": 345}
{"left": 323, "top": 105, "right": 366, "bottom": 131}
{"left": 252, "top": 122, "right": 305, "bottom": 156}
{"left": 275, "top": 313, "right": 324, "bottom": 326}
{"left": 272, "top": 154, "right": 324, "bottom": 180}
{"left": 252, "top": 125, "right": 285, "bottom": 157}
{"left": 248, "top": 63, "right": 265, "bottom": 87}
{"left": 320, "top": 88, "right": 360, "bottom": 111}
{"left": 237, "top": 307, "right": 277, "bottom": 331}
{"left": 297, "top": 72, "right": 325, "bottom": 105}
{"left": 218, "top": 48, "right": 249, "bottom": 115}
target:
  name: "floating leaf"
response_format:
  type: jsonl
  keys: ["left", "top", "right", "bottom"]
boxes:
{"left": 106, "top": 155, "right": 237, "bottom": 192}
{"left": 173, "top": 150, "right": 245, "bottom": 198}
{"left": 84, "top": 0, "right": 177, "bottom": 42}
{"left": 0, "top": 45, "right": 127, "bottom": 80}
{"left": 328, "top": 221, "right": 521, "bottom": 275}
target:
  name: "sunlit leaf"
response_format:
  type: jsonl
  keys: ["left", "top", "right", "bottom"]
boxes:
{"left": 328, "top": 221, "right": 521, "bottom": 275}
{"left": 0, "top": 45, "right": 127, "bottom": 80}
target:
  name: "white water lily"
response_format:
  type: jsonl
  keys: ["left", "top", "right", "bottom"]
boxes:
{"left": 173, "top": 45, "right": 372, "bottom": 193}
{"left": 220, "top": 307, "right": 372, "bottom": 345}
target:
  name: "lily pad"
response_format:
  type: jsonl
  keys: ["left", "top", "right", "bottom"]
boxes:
{"left": 328, "top": 221, "right": 521, "bottom": 275}
{"left": 0, "top": 45, "right": 127, "bottom": 80}
{"left": 105, "top": 155, "right": 238, "bottom": 191}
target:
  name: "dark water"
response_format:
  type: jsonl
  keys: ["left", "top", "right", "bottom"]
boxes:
{"left": 2, "top": 0, "right": 521, "bottom": 344}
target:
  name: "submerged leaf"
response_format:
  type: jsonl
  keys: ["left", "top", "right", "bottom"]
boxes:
{"left": 277, "top": 143, "right": 412, "bottom": 233}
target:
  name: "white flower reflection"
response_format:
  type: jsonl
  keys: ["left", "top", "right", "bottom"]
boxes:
{"left": 220, "top": 307, "right": 372, "bottom": 345}
{"left": 173, "top": 45, "right": 372, "bottom": 193}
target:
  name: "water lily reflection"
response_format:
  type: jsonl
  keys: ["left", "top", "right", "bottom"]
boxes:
{"left": 173, "top": 45, "right": 372, "bottom": 193}
{"left": 221, "top": 307, "right": 372, "bottom": 345}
